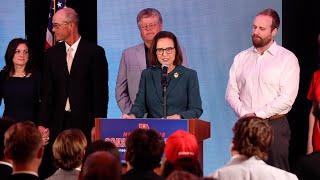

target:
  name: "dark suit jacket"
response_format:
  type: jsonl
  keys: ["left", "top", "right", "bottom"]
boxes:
{"left": 0, "top": 163, "right": 12, "bottom": 179}
{"left": 296, "top": 152, "right": 320, "bottom": 180}
{"left": 10, "top": 173, "right": 40, "bottom": 180}
{"left": 130, "top": 65, "right": 202, "bottom": 119}
{"left": 122, "top": 169, "right": 165, "bottom": 180}
{"left": 40, "top": 39, "right": 108, "bottom": 138}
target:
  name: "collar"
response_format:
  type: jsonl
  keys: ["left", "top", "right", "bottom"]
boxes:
{"left": 12, "top": 171, "right": 38, "bottom": 177}
{"left": 253, "top": 41, "right": 278, "bottom": 56}
{"left": 65, "top": 36, "right": 81, "bottom": 52}
{"left": 0, "top": 161, "right": 12, "bottom": 167}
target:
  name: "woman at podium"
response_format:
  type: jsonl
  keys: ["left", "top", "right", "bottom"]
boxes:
{"left": 122, "top": 31, "right": 202, "bottom": 119}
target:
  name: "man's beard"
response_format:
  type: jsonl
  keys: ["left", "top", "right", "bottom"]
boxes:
{"left": 252, "top": 34, "right": 272, "bottom": 48}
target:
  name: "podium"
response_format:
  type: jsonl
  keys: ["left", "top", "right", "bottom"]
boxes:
{"left": 95, "top": 118, "right": 210, "bottom": 167}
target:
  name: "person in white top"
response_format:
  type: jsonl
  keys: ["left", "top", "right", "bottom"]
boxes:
{"left": 210, "top": 116, "right": 298, "bottom": 180}
{"left": 225, "top": 8, "right": 300, "bottom": 171}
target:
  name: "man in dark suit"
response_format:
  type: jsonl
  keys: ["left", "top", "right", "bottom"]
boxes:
{"left": 40, "top": 7, "right": 108, "bottom": 140}
{"left": 4, "top": 121, "right": 43, "bottom": 180}
{"left": 39, "top": 7, "right": 108, "bottom": 178}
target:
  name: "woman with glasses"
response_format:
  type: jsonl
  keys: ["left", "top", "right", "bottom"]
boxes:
{"left": 0, "top": 38, "right": 40, "bottom": 122}
{"left": 123, "top": 31, "right": 202, "bottom": 119}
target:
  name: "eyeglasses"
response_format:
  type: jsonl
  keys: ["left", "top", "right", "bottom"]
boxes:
{"left": 156, "top": 47, "right": 175, "bottom": 55}
{"left": 52, "top": 22, "right": 70, "bottom": 29}
{"left": 139, "top": 22, "right": 159, "bottom": 30}
{"left": 15, "top": 49, "right": 29, "bottom": 55}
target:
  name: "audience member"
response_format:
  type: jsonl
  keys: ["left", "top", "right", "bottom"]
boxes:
{"left": 4, "top": 121, "right": 43, "bottom": 180}
{"left": 82, "top": 139, "right": 119, "bottom": 163}
{"left": 210, "top": 117, "right": 298, "bottom": 180}
{"left": 0, "top": 119, "right": 14, "bottom": 179}
{"left": 46, "top": 129, "right": 87, "bottom": 180}
{"left": 79, "top": 151, "right": 121, "bottom": 180}
{"left": 166, "top": 170, "right": 201, "bottom": 180}
{"left": 122, "top": 128, "right": 165, "bottom": 180}
{"left": 162, "top": 130, "right": 202, "bottom": 178}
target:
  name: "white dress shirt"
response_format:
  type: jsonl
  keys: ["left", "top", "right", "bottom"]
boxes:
{"left": 64, "top": 37, "right": 81, "bottom": 111}
{"left": 225, "top": 41, "right": 300, "bottom": 118}
{"left": 210, "top": 155, "right": 298, "bottom": 180}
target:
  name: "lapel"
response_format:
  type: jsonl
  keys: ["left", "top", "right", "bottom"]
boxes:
{"left": 135, "top": 43, "right": 147, "bottom": 70}
{"left": 167, "top": 66, "right": 184, "bottom": 95}
{"left": 69, "top": 39, "right": 83, "bottom": 75}
{"left": 56, "top": 43, "right": 69, "bottom": 77}
{"left": 151, "top": 67, "right": 164, "bottom": 103}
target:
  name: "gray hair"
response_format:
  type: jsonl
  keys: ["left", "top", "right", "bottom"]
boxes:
{"left": 136, "top": 8, "right": 163, "bottom": 25}
{"left": 61, "top": 7, "right": 79, "bottom": 25}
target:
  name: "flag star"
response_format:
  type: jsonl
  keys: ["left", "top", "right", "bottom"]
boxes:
{"left": 57, "top": 2, "right": 62, "bottom": 8}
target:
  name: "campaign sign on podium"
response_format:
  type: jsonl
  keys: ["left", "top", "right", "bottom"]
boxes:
{"left": 95, "top": 118, "right": 189, "bottom": 162}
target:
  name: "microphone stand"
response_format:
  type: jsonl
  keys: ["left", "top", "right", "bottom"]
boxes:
{"left": 163, "top": 85, "right": 167, "bottom": 119}
{"left": 161, "top": 66, "right": 168, "bottom": 118}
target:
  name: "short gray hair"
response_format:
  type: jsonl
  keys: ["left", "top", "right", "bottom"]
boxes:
{"left": 60, "top": 7, "right": 79, "bottom": 25}
{"left": 136, "top": 8, "right": 163, "bottom": 25}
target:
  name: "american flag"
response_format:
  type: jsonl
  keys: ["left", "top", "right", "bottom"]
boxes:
{"left": 45, "top": 0, "right": 67, "bottom": 50}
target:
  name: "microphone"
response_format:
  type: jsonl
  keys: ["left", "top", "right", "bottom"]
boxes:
{"left": 161, "top": 64, "right": 168, "bottom": 87}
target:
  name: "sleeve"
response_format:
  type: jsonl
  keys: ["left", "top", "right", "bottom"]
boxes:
{"left": 255, "top": 53, "right": 300, "bottom": 118}
{"left": 115, "top": 51, "right": 132, "bottom": 114}
{"left": 225, "top": 54, "right": 251, "bottom": 117}
{"left": 129, "top": 70, "right": 147, "bottom": 118}
{"left": 181, "top": 46, "right": 189, "bottom": 67}
{"left": 178, "top": 70, "right": 203, "bottom": 119}
{"left": 92, "top": 46, "right": 108, "bottom": 118}
{"left": 0, "top": 71, "right": 4, "bottom": 106}
{"left": 38, "top": 52, "right": 53, "bottom": 126}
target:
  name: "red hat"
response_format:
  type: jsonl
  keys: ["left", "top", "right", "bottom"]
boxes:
{"left": 165, "top": 130, "right": 199, "bottom": 163}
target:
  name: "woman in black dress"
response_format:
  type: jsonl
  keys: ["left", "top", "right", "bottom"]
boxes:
{"left": 0, "top": 38, "right": 40, "bottom": 122}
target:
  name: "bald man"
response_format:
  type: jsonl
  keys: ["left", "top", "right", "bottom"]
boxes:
{"left": 40, "top": 7, "right": 108, "bottom": 140}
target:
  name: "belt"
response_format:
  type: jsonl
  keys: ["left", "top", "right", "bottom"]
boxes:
{"left": 267, "top": 114, "right": 286, "bottom": 120}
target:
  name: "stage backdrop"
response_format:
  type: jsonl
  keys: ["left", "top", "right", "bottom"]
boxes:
{"left": 0, "top": 1, "right": 25, "bottom": 114}
{"left": 97, "top": 0, "right": 281, "bottom": 175}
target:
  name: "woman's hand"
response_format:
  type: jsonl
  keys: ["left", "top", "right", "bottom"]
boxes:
{"left": 122, "top": 114, "right": 136, "bottom": 119}
{"left": 166, "top": 114, "right": 181, "bottom": 119}
{"left": 307, "top": 143, "right": 313, "bottom": 155}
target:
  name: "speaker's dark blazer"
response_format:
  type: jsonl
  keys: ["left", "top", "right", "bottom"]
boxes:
{"left": 130, "top": 65, "right": 202, "bottom": 119}
{"left": 40, "top": 39, "right": 108, "bottom": 138}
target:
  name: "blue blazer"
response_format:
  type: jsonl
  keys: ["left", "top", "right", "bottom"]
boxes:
{"left": 130, "top": 65, "right": 202, "bottom": 119}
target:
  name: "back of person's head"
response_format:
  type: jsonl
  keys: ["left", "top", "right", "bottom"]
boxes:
{"left": 125, "top": 128, "right": 165, "bottom": 170}
{"left": 83, "top": 139, "right": 119, "bottom": 163}
{"left": 167, "top": 170, "right": 201, "bottom": 180}
{"left": 165, "top": 130, "right": 199, "bottom": 163}
{"left": 163, "top": 157, "right": 203, "bottom": 178}
{"left": 0, "top": 118, "right": 14, "bottom": 161}
{"left": 79, "top": 151, "right": 121, "bottom": 180}
{"left": 232, "top": 116, "right": 274, "bottom": 160}
{"left": 4, "top": 121, "right": 43, "bottom": 165}
{"left": 163, "top": 130, "right": 202, "bottom": 177}
{"left": 53, "top": 129, "right": 87, "bottom": 170}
